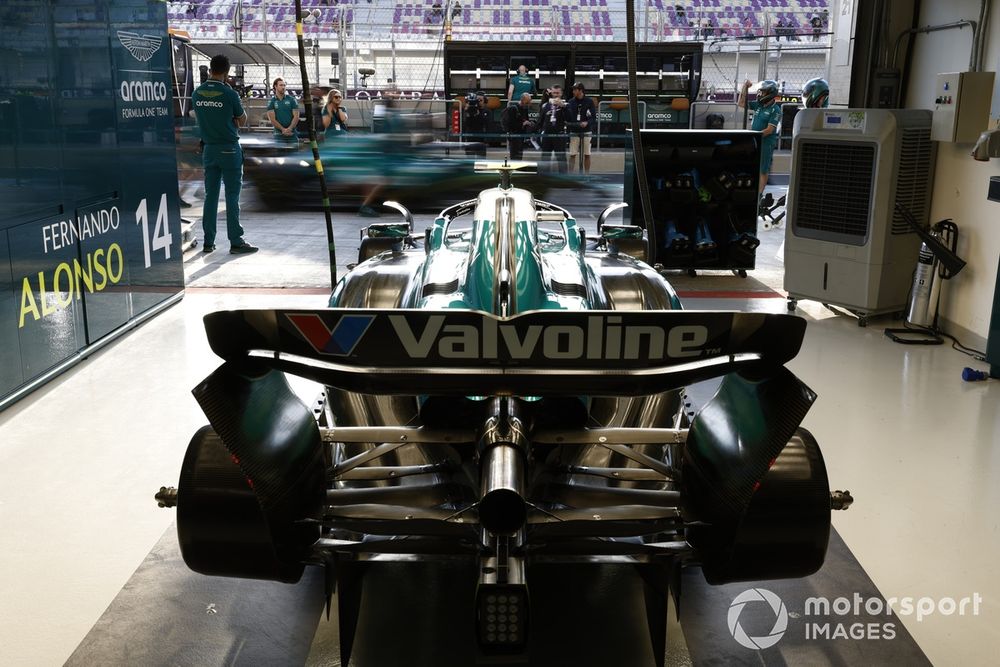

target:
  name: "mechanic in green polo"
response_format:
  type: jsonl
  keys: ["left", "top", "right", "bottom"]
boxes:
{"left": 266, "top": 77, "right": 300, "bottom": 141}
{"left": 738, "top": 79, "right": 782, "bottom": 195}
{"left": 192, "top": 54, "right": 258, "bottom": 254}
{"left": 507, "top": 64, "right": 534, "bottom": 105}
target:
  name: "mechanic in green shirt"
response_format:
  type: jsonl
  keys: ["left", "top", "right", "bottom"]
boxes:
{"left": 192, "top": 54, "right": 257, "bottom": 254}
{"left": 266, "top": 77, "right": 300, "bottom": 141}
{"left": 507, "top": 65, "right": 534, "bottom": 105}
{"left": 738, "top": 79, "right": 782, "bottom": 194}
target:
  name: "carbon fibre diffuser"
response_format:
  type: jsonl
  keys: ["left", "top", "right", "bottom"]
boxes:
{"left": 180, "top": 359, "right": 327, "bottom": 582}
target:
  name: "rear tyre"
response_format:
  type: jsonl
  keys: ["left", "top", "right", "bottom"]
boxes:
{"left": 690, "top": 428, "right": 831, "bottom": 584}
{"left": 177, "top": 426, "right": 312, "bottom": 583}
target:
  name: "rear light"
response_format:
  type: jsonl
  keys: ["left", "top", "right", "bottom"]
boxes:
{"left": 476, "top": 584, "right": 528, "bottom": 653}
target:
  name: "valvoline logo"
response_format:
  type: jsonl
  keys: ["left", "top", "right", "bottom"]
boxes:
{"left": 285, "top": 312, "right": 713, "bottom": 361}
{"left": 286, "top": 313, "right": 375, "bottom": 356}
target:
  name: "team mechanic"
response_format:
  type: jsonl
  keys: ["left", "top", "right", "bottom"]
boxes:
{"left": 738, "top": 79, "right": 782, "bottom": 195}
{"left": 192, "top": 54, "right": 259, "bottom": 254}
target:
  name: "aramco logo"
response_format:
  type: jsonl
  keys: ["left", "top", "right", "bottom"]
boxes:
{"left": 728, "top": 588, "right": 789, "bottom": 650}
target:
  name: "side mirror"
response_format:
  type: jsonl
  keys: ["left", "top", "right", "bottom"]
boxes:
{"left": 382, "top": 200, "right": 413, "bottom": 232}
{"left": 596, "top": 202, "right": 628, "bottom": 235}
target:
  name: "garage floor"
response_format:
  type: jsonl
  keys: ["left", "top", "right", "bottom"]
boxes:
{"left": 0, "top": 182, "right": 997, "bottom": 666}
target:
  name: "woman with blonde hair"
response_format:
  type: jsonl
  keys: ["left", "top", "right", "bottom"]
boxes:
{"left": 322, "top": 89, "right": 348, "bottom": 135}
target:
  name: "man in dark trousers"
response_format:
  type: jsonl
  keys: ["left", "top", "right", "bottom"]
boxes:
{"left": 538, "top": 85, "right": 567, "bottom": 173}
{"left": 502, "top": 93, "right": 535, "bottom": 160}
{"left": 192, "top": 54, "right": 258, "bottom": 254}
{"left": 463, "top": 90, "right": 490, "bottom": 158}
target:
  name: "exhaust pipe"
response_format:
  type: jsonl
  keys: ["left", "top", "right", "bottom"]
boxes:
{"left": 479, "top": 444, "right": 527, "bottom": 536}
{"left": 477, "top": 399, "right": 529, "bottom": 536}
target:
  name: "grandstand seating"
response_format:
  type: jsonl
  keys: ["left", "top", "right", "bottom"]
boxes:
{"left": 647, "top": 0, "right": 828, "bottom": 41}
{"left": 390, "top": 0, "right": 613, "bottom": 40}
{"left": 165, "top": 0, "right": 828, "bottom": 43}
{"left": 167, "top": 1, "right": 359, "bottom": 40}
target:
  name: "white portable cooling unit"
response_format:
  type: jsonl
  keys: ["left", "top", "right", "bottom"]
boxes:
{"left": 783, "top": 109, "right": 936, "bottom": 323}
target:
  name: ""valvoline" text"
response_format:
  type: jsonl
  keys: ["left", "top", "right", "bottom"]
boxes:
{"left": 387, "top": 315, "right": 711, "bottom": 360}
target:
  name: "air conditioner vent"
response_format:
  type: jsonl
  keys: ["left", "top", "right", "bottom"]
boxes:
{"left": 794, "top": 141, "right": 875, "bottom": 239}
{"left": 891, "top": 127, "right": 934, "bottom": 235}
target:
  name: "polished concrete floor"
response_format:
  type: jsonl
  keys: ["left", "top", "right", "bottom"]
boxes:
{"left": 0, "top": 185, "right": 997, "bottom": 666}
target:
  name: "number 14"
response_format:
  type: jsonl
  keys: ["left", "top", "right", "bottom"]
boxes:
{"left": 135, "top": 193, "right": 173, "bottom": 268}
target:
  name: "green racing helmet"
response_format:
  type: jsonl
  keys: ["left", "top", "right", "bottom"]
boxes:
{"left": 802, "top": 78, "right": 830, "bottom": 108}
{"left": 757, "top": 80, "right": 780, "bottom": 105}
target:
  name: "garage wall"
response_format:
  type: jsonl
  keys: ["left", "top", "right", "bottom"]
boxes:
{"left": 0, "top": 0, "right": 186, "bottom": 410}
{"left": 904, "top": 0, "right": 1000, "bottom": 344}
{"left": 827, "top": 0, "right": 858, "bottom": 108}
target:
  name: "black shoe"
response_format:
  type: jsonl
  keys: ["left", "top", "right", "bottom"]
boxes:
{"left": 230, "top": 242, "right": 259, "bottom": 254}
{"left": 203, "top": 244, "right": 216, "bottom": 253}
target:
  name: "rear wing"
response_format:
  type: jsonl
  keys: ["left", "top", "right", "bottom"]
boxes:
{"left": 473, "top": 160, "right": 537, "bottom": 174}
{"left": 203, "top": 309, "right": 806, "bottom": 397}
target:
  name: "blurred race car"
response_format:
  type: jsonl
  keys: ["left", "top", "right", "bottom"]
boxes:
{"left": 242, "top": 133, "right": 586, "bottom": 211}
{"left": 158, "top": 162, "right": 851, "bottom": 663}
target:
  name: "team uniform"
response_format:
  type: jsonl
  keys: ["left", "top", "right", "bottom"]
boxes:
{"left": 508, "top": 73, "right": 534, "bottom": 102}
{"left": 267, "top": 92, "right": 299, "bottom": 140}
{"left": 749, "top": 100, "right": 781, "bottom": 175}
{"left": 192, "top": 79, "right": 247, "bottom": 250}
{"left": 322, "top": 105, "right": 349, "bottom": 135}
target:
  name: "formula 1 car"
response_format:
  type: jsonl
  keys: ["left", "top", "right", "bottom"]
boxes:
{"left": 242, "top": 134, "right": 597, "bottom": 211}
{"left": 157, "top": 162, "right": 851, "bottom": 664}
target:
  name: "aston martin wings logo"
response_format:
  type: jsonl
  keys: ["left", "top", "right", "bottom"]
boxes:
{"left": 117, "top": 31, "right": 162, "bottom": 62}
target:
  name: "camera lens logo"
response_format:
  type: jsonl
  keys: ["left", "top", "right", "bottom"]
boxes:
{"left": 728, "top": 588, "right": 788, "bottom": 650}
